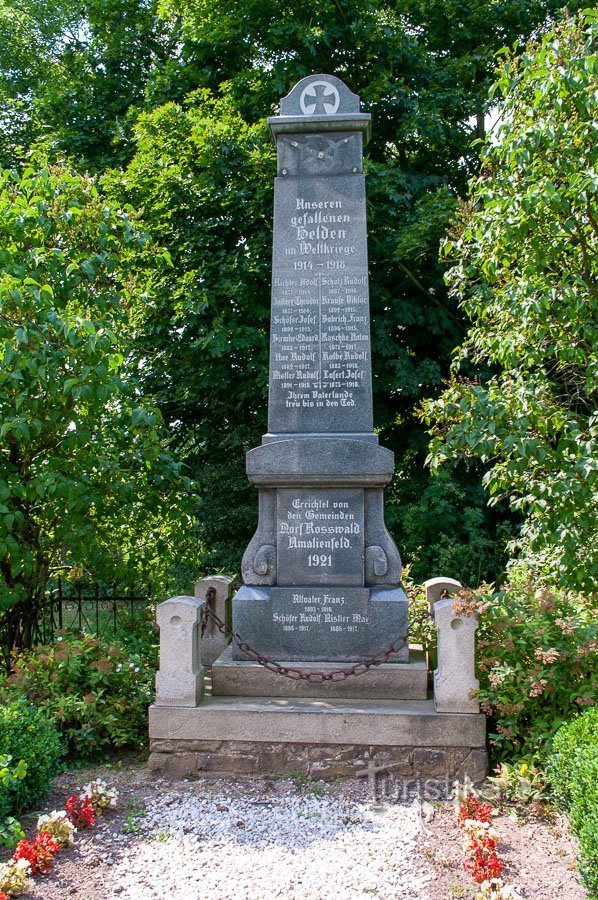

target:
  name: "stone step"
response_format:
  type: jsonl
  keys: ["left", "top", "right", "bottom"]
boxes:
{"left": 211, "top": 645, "right": 428, "bottom": 700}
{"left": 148, "top": 697, "right": 487, "bottom": 780}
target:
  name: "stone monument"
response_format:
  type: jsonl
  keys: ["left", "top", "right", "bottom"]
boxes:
{"left": 148, "top": 75, "right": 487, "bottom": 783}
{"left": 234, "top": 74, "right": 408, "bottom": 663}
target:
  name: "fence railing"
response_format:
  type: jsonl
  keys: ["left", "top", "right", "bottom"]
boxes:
{"left": 35, "top": 577, "right": 152, "bottom": 645}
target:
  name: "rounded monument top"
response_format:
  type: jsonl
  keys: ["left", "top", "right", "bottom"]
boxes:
{"left": 279, "top": 74, "right": 361, "bottom": 117}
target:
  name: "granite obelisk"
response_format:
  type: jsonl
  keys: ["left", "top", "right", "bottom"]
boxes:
{"left": 233, "top": 75, "right": 408, "bottom": 661}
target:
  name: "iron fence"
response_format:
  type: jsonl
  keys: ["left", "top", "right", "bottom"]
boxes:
{"left": 36, "top": 577, "right": 152, "bottom": 644}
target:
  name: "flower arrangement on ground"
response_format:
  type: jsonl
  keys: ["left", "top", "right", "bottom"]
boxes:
{"left": 0, "top": 782, "right": 118, "bottom": 897}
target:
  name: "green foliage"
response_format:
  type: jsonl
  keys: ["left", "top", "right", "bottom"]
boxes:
{"left": 0, "top": 753, "right": 26, "bottom": 848}
{"left": 424, "top": 11, "right": 598, "bottom": 591}
{"left": 454, "top": 579, "right": 596, "bottom": 761}
{"left": 0, "top": 0, "right": 173, "bottom": 170}
{"left": 113, "top": 603, "right": 159, "bottom": 662}
{"left": 1, "top": 0, "right": 587, "bottom": 594}
{"left": 104, "top": 92, "right": 276, "bottom": 574}
{"left": 487, "top": 758, "right": 546, "bottom": 804}
{"left": 547, "top": 708, "right": 598, "bottom": 896}
{"left": 547, "top": 705, "right": 598, "bottom": 807}
{"left": 387, "top": 466, "right": 513, "bottom": 585}
{"left": 0, "top": 163, "right": 195, "bottom": 651}
{"left": 0, "top": 814, "right": 25, "bottom": 849}
{"left": 3, "top": 633, "right": 155, "bottom": 758}
{"left": 0, "top": 699, "right": 63, "bottom": 815}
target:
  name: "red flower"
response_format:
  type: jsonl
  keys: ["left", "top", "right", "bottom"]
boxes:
{"left": 0, "top": 891, "right": 9, "bottom": 900}
{"left": 456, "top": 795, "right": 493, "bottom": 827}
{"left": 13, "top": 830, "right": 61, "bottom": 874}
{"left": 465, "top": 848, "right": 504, "bottom": 883}
{"left": 65, "top": 794, "right": 96, "bottom": 828}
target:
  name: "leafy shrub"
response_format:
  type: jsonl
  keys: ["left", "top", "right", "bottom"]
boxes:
{"left": 113, "top": 604, "right": 159, "bottom": 664}
{"left": 451, "top": 580, "right": 596, "bottom": 761}
{"left": 403, "top": 569, "right": 435, "bottom": 654}
{"left": 0, "top": 755, "right": 26, "bottom": 849}
{"left": 2, "top": 633, "right": 154, "bottom": 758}
{"left": 0, "top": 700, "right": 63, "bottom": 815}
{"left": 547, "top": 706, "right": 598, "bottom": 806}
{"left": 547, "top": 708, "right": 598, "bottom": 896}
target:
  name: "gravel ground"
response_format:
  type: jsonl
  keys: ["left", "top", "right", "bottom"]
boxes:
{"left": 8, "top": 760, "right": 586, "bottom": 900}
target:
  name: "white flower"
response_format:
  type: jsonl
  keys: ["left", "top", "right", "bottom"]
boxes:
{"left": 0, "top": 858, "right": 33, "bottom": 896}
{"left": 37, "top": 809, "right": 77, "bottom": 846}
{"left": 476, "top": 878, "right": 523, "bottom": 899}
{"left": 80, "top": 779, "right": 118, "bottom": 813}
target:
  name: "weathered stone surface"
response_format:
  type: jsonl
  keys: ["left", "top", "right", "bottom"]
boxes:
{"left": 424, "top": 576, "right": 462, "bottom": 606}
{"left": 424, "top": 576, "right": 462, "bottom": 670}
{"left": 148, "top": 739, "right": 486, "bottom": 781}
{"left": 155, "top": 596, "right": 205, "bottom": 707}
{"left": 434, "top": 597, "right": 480, "bottom": 714}
{"left": 455, "top": 749, "right": 490, "bottom": 783}
{"left": 195, "top": 574, "right": 234, "bottom": 665}
{"left": 211, "top": 645, "right": 427, "bottom": 699}
{"left": 149, "top": 696, "right": 486, "bottom": 748}
{"left": 267, "top": 175, "right": 373, "bottom": 436}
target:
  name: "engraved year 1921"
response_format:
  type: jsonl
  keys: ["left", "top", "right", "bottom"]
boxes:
{"left": 308, "top": 554, "right": 332, "bottom": 567}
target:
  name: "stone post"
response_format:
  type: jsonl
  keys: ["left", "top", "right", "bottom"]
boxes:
{"left": 423, "top": 577, "right": 462, "bottom": 672}
{"left": 155, "top": 596, "right": 205, "bottom": 707}
{"left": 195, "top": 575, "right": 234, "bottom": 665}
{"left": 424, "top": 576, "right": 462, "bottom": 609}
{"left": 433, "top": 597, "right": 479, "bottom": 714}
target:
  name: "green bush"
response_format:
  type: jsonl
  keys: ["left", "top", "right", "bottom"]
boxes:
{"left": 452, "top": 579, "right": 596, "bottom": 761}
{"left": 547, "top": 706, "right": 598, "bottom": 806}
{"left": 3, "top": 633, "right": 154, "bottom": 758}
{"left": 0, "top": 699, "right": 63, "bottom": 815}
{"left": 547, "top": 708, "right": 598, "bottom": 897}
{"left": 113, "top": 604, "right": 159, "bottom": 664}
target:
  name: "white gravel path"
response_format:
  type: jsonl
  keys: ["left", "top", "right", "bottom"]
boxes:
{"left": 110, "top": 790, "right": 436, "bottom": 899}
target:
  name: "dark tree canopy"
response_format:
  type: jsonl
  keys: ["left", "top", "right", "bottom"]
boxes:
{"left": 0, "top": 0, "right": 588, "bottom": 602}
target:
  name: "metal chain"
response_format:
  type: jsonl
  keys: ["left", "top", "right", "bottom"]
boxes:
{"left": 200, "top": 601, "right": 432, "bottom": 684}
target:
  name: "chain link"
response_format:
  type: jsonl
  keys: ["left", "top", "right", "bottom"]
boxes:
{"left": 200, "top": 602, "right": 432, "bottom": 684}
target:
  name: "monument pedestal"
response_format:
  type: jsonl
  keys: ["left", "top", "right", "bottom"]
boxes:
{"left": 211, "top": 645, "right": 427, "bottom": 699}
{"left": 149, "top": 586, "right": 487, "bottom": 782}
{"left": 148, "top": 696, "right": 487, "bottom": 782}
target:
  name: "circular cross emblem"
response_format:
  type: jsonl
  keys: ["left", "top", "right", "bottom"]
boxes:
{"left": 299, "top": 80, "right": 340, "bottom": 116}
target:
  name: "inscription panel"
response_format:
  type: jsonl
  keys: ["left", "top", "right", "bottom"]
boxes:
{"left": 271, "top": 586, "right": 372, "bottom": 659}
{"left": 268, "top": 172, "right": 373, "bottom": 435}
{"left": 276, "top": 488, "right": 364, "bottom": 586}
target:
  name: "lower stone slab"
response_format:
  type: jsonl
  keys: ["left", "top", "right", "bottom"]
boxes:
{"left": 148, "top": 698, "right": 487, "bottom": 781}
{"left": 211, "top": 645, "right": 428, "bottom": 700}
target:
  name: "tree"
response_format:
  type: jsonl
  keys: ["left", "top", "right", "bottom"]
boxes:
{"left": 423, "top": 11, "right": 597, "bottom": 591}
{"left": 0, "top": 0, "right": 176, "bottom": 170}
{"left": 0, "top": 164, "right": 194, "bottom": 652}
{"left": 2, "top": 0, "right": 582, "bottom": 583}
{"left": 110, "top": 0, "right": 580, "bottom": 580}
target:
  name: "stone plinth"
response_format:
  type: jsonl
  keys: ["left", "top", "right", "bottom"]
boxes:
{"left": 155, "top": 596, "right": 205, "bottom": 708}
{"left": 211, "top": 645, "right": 427, "bottom": 699}
{"left": 195, "top": 575, "right": 234, "bottom": 665}
{"left": 148, "top": 698, "right": 487, "bottom": 781}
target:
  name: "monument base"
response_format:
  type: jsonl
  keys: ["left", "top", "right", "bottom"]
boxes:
{"left": 212, "top": 645, "right": 427, "bottom": 699}
{"left": 231, "top": 584, "right": 409, "bottom": 662}
{"left": 148, "top": 697, "right": 487, "bottom": 782}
